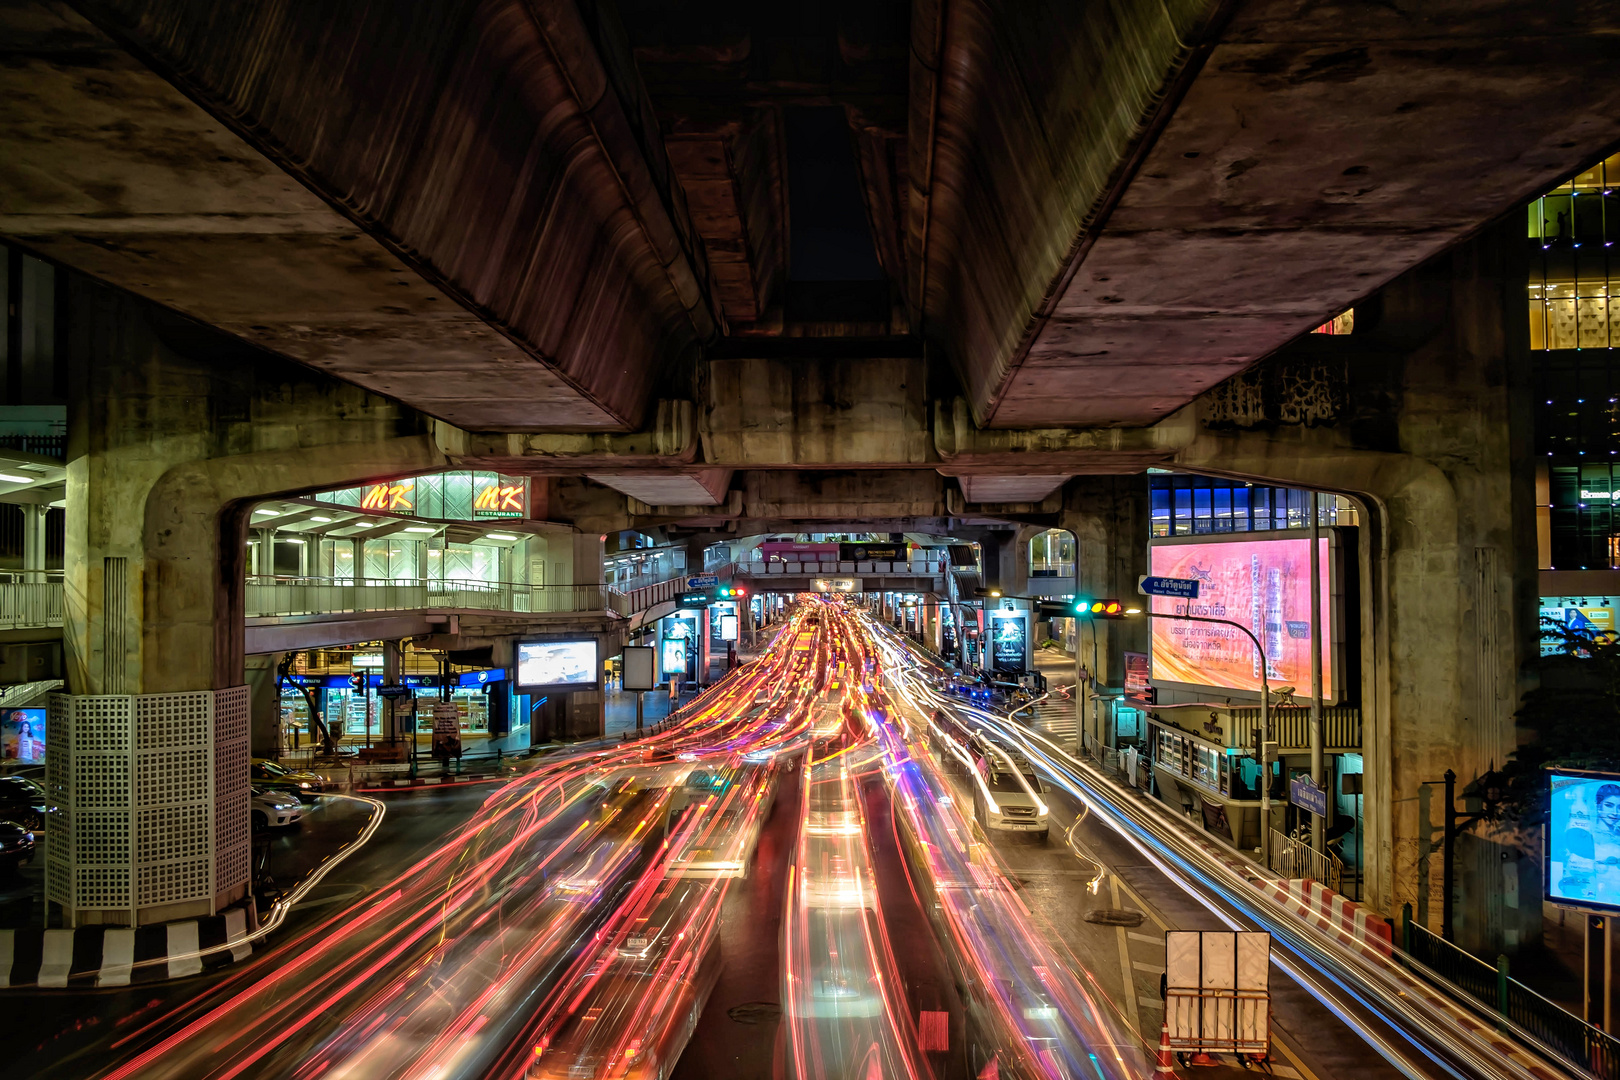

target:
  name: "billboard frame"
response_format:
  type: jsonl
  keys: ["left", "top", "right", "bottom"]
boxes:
{"left": 1145, "top": 529, "right": 1345, "bottom": 706}
{"left": 1545, "top": 766, "right": 1620, "bottom": 915}
{"left": 515, "top": 636, "right": 602, "bottom": 694}
{"left": 621, "top": 645, "right": 658, "bottom": 692}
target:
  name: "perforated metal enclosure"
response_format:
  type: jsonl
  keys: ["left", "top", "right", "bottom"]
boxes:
{"left": 45, "top": 687, "right": 250, "bottom": 926}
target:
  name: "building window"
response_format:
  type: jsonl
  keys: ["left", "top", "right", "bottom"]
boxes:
{"left": 1529, "top": 152, "right": 1620, "bottom": 351}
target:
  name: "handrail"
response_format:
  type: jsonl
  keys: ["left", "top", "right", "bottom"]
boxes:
{"left": 1403, "top": 912, "right": 1620, "bottom": 1080}
{"left": 1269, "top": 826, "right": 1343, "bottom": 892}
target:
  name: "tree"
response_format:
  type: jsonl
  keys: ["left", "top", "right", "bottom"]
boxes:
{"left": 1498, "top": 617, "right": 1620, "bottom": 821}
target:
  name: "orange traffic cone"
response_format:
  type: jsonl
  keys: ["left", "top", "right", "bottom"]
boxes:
{"left": 1189, "top": 1051, "right": 1219, "bottom": 1067}
{"left": 1155, "top": 1022, "right": 1177, "bottom": 1077}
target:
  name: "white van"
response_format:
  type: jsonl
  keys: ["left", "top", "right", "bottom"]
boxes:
{"left": 969, "top": 739, "right": 1049, "bottom": 840}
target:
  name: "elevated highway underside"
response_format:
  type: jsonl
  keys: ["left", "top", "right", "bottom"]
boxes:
{"left": 2, "top": 0, "right": 1616, "bottom": 456}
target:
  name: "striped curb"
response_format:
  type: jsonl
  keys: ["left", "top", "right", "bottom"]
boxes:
{"left": 0, "top": 906, "right": 253, "bottom": 988}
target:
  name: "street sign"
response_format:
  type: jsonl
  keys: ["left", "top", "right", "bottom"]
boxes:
{"left": 1289, "top": 775, "right": 1330, "bottom": 817}
{"left": 1138, "top": 575, "right": 1201, "bottom": 599}
{"left": 687, "top": 574, "right": 718, "bottom": 589}
{"left": 376, "top": 685, "right": 413, "bottom": 700}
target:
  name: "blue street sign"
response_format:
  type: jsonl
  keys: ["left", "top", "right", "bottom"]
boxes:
{"left": 687, "top": 574, "right": 718, "bottom": 589}
{"left": 1138, "top": 575, "right": 1201, "bottom": 600}
{"left": 1290, "top": 775, "right": 1330, "bottom": 817}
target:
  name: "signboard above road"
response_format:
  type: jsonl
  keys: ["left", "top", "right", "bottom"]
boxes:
{"left": 1289, "top": 775, "right": 1330, "bottom": 817}
{"left": 687, "top": 574, "right": 718, "bottom": 589}
{"left": 1138, "top": 575, "right": 1201, "bottom": 599}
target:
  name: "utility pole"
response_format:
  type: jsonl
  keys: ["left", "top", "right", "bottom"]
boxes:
{"left": 1310, "top": 491, "right": 1325, "bottom": 852}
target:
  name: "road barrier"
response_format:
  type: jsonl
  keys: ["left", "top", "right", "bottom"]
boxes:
{"left": 1402, "top": 907, "right": 1620, "bottom": 1079}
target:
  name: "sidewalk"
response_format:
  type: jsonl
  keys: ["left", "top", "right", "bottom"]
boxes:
{"left": 604, "top": 686, "right": 674, "bottom": 737}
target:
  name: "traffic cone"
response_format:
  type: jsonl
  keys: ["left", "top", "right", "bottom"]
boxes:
{"left": 1189, "top": 1051, "right": 1219, "bottom": 1067}
{"left": 1155, "top": 1022, "right": 1177, "bottom": 1077}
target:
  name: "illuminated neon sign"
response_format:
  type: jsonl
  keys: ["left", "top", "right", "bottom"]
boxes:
{"left": 360, "top": 481, "right": 414, "bottom": 511}
{"left": 474, "top": 484, "right": 525, "bottom": 517}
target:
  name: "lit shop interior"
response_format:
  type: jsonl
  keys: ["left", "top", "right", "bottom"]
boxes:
{"left": 274, "top": 645, "right": 535, "bottom": 751}
{"left": 250, "top": 470, "right": 572, "bottom": 752}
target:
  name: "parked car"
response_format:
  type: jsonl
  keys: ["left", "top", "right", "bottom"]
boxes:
{"left": 0, "top": 820, "right": 35, "bottom": 872}
{"left": 0, "top": 775, "right": 46, "bottom": 829}
{"left": 250, "top": 758, "right": 333, "bottom": 800}
{"left": 250, "top": 786, "right": 303, "bottom": 832}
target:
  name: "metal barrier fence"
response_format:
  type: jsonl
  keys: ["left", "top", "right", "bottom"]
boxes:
{"left": 246, "top": 576, "right": 615, "bottom": 617}
{"left": 1268, "top": 827, "right": 1343, "bottom": 893}
{"left": 1402, "top": 909, "right": 1620, "bottom": 1080}
{"left": 0, "top": 572, "right": 63, "bottom": 629}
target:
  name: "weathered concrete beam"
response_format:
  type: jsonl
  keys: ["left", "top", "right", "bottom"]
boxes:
{"left": 700, "top": 356, "right": 934, "bottom": 467}
{"left": 8, "top": 0, "right": 715, "bottom": 430}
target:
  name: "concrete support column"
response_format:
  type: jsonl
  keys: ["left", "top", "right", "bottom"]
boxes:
{"left": 1174, "top": 216, "right": 1536, "bottom": 953}
{"left": 1059, "top": 476, "right": 1151, "bottom": 690}
{"left": 49, "top": 275, "right": 450, "bottom": 926}
{"left": 21, "top": 503, "right": 46, "bottom": 582}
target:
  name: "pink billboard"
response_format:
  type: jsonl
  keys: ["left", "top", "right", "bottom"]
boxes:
{"left": 1148, "top": 537, "right": 1333, "bottom": 700}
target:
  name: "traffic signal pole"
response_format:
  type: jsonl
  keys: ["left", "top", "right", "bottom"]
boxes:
{"left": 1132, "top": 606, "right": 1274, "bottom": 868}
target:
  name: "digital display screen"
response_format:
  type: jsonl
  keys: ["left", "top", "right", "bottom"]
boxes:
{"left": 1149, "top": 537, "right": 1334, "bottom": 700}
{"left": 662, "top": 639, "right": 687, "bottom": 676}
{"left": 1, "top": 707, "right": 44, "bottom": 763}
{"left": 989, "top": 612, "right": 1026, "bottom": 674}
{"left": 516, "top": 639, "right": 599, "bottom": 691}
{"left": 1548, "top": 771, "right": 1620, "bottom": 910}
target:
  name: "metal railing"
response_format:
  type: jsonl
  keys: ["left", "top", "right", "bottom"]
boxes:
{"left": 1268, "top": 827, "right": 1343, "bottom": 893}
{"left": 1231, "top": 705, "right": 1362, "bottom": 749}
{"left": 1401, "top": 911, "right": 1620, "bottom": 1080}
{"left": 0, "top": 571, "right": 64, "bottom": 629}
{"left": 246, "top": 566, "right": 703, "bottom": 621}
{"left": 246, "top": 576, "right": 614, "bottom": 618}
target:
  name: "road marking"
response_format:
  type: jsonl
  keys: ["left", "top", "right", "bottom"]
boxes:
{"left": 1132, "top": 961, "right": 1166, "bottom": 974}
{"left": 1273, "top": 1036, "right": 1319, "bottom": 1080}
{"left": 1111, "top": 877, "right": 1141, "bottom": 1032}
{"left": 1138, "top": 995, "right": 1163, "bottom": 1010}
{"left": 1128, "top": 931, "right": 1163, "bottom": 946}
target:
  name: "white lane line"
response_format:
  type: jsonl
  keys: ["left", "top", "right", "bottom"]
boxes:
{"left": 1112, "top": 877, "right": 1141, "bottom": 1032}
{"left": 1132, "top": 961, "right": 1167, "bottom": 974}
{"left": 1129, "top": 931, "right": 1163, "bottom": 946}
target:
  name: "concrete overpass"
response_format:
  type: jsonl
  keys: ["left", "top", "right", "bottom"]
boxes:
{"left": 1, "top": 0, "right": 1609, "bottom": 946}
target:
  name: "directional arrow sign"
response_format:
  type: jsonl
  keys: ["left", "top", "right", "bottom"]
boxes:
{"left": 1138, "top": 575, "right": 1200, "bottom": 600}
{"left": 687, "top": 574, "right": 718, "bottom": 589}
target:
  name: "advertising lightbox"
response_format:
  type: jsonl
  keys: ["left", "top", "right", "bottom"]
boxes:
{"left": 1548, "top": 770, "right": 1620, "bottom": 911}
{"left": 1, "top": 707, "right": 44, "bottom": 763}
{"left": 621, "top": 646, "right": 657, "bottom": 692}
{"left": 989, "top": 611, "right": 1028, "bottom": 675}
{"left": 1148, "top": 535, "right": 1336, "bottom": 701}
{"left": 516, "top": 639, "right": 600, "bottom": 693}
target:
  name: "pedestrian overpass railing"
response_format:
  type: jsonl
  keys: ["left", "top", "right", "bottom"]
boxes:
{"left": 245, "top": 569, "right": 704, "bottom": 621}
{"left": 0, "top": 571, "right": 64, "bottom": 630}
{"left": 246, "top": 576, "right": 614, "bottom": 618}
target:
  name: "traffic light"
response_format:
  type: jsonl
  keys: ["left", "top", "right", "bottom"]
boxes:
{"left": 1062, "top": 598, "right": 1128, "bottom": 619}
{"left": 716, "top": 584, "right": 747, "bottom": 599}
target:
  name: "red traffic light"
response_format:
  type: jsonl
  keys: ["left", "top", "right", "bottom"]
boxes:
{"left": 1079, "top": 599, "right": 1127, "bottom": 620}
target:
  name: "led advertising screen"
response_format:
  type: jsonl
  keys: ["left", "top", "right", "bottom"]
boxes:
{"left": 516, "top": 639, "right": 600, "bottom": 692}
{"left": 1149, "top": 536, "right": 1335, "bottom": 701}
{"left": 1548, "top": 770, "right": 1620, "bottom": 911}
{"left": 1, "top": 707, "right": 44, "bottom": 762}
{"left": 989, "top": 611, "right": 1027, "bottom": 674}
